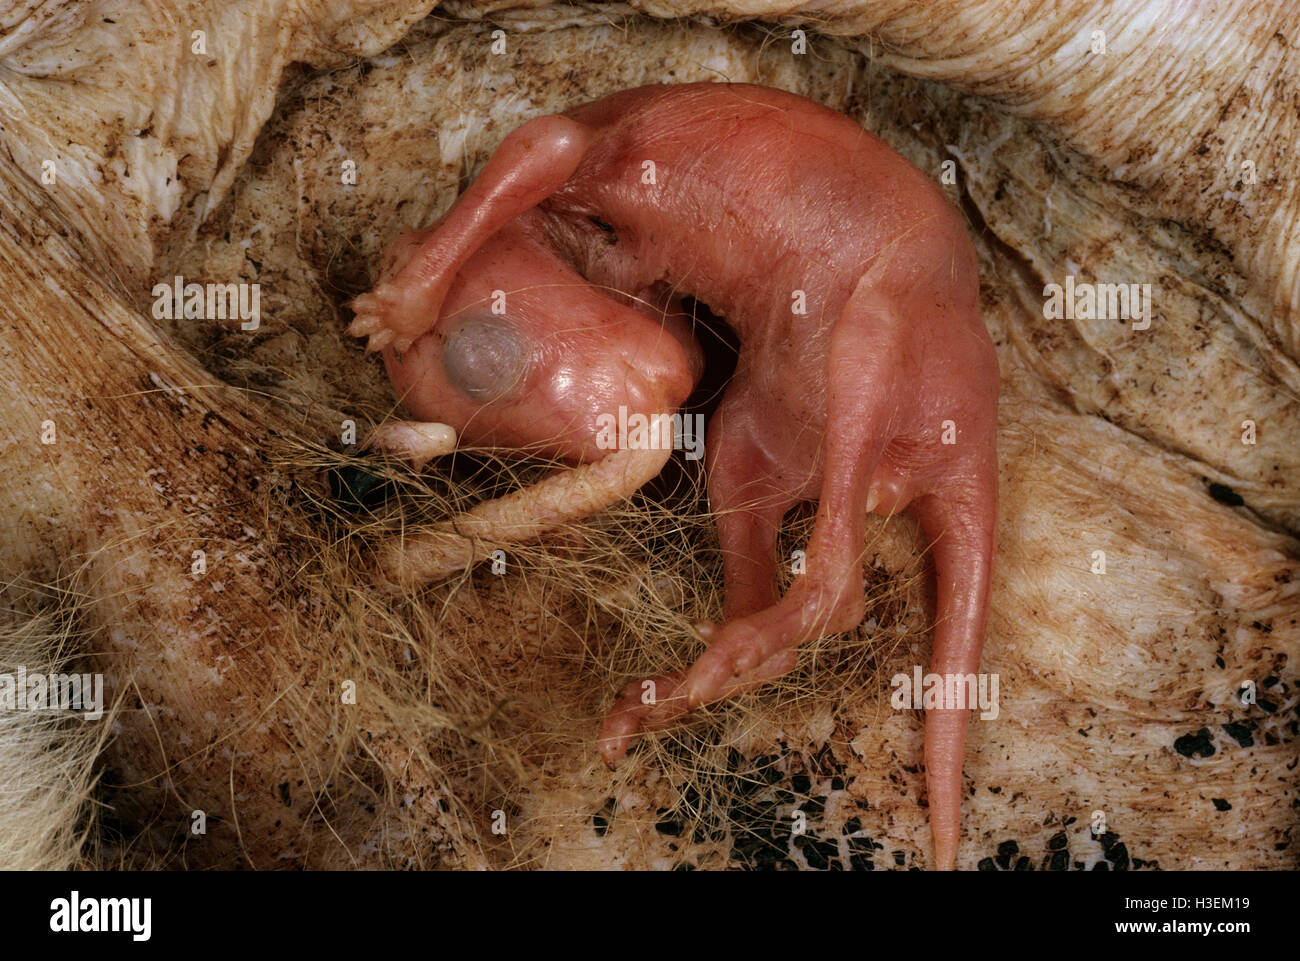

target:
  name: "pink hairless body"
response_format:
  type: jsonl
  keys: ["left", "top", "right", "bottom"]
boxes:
{"left": 349, "top": 82, "right": 999, "bottom": 869}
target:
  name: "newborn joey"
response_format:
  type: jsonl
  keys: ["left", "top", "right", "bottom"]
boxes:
{"left": 349, "top": 82, "right": 999, "bottom": 870}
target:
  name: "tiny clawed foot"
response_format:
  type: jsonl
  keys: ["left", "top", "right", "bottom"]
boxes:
{"left": 597, "top": 671, "right": 688, "bottom": 767}
{"left": 683, "top": 652, "right": 737, "bottom": 709}
{"left": 682, "top": 620, "right": 770, "bottom": 708}
{"left": 597, "top": 711, "right": 639, "bottom": 770}
{"left": 370, "top": 328, "right": 398, "bottom": 354}
{"left": 346, "top": 285, "right": 418, "bottom": 354}
{"left": 599, "top": 627, "right": 802, "bottom": 767}
{"left": 344, "top": 289, "right": 392, "bottom": 334}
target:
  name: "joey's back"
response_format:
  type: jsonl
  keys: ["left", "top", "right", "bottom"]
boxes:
{"left": 543, "top": 83, "right": 977, "bottom": 349}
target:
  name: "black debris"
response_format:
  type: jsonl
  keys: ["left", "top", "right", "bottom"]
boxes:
{"left": 847, "top": 835, "right": 877, "bottom": 871}
{"left": 1105, "top": 842, "right": 1131, "bottom": 870}
{"left": 593, "top": 797, "right": 615, "bottom": 837}
{"left": 1207, "top": 482, "right": 1244, "bottom": 506}
{"left": 795, "top": 834, "right": 840, "bottom": 870}
{"left": 1174, "top": 728, "right": 1216, "bottom": 758}
{"left": 1222, "top": 720, "right": 1255, "bottom": 747}
{"left": 327, "top": 464, "right": 393, "bottom": 510}
{"left": 655, "top": 810, "right": 683, "bottom": 837}
{"left": 996, "top": 839, "right": 1019, "bottom": 870}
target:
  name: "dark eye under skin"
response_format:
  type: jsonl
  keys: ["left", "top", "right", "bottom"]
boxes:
{"left": 441, "top": 314, "right": 529, "bottom": 400}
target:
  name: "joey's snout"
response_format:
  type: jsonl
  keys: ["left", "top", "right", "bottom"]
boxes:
{"left": 611, "top": 316, "right": 701, "bottom": 416}
{"left": 525, "top": 312, "right": 699, "bottom": 462}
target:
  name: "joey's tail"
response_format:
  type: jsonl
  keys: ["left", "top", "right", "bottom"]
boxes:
{"left": 911, "top": 464, "right": 997, "bottom": 870}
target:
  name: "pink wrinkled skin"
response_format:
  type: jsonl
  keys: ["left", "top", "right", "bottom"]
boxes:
{"left": 348, "top": 82, "right": 1000, "bottom": 869}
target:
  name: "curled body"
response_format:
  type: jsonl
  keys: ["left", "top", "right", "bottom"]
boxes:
{"left": 348, "top": 82, "right": 1000, "bottom": 869}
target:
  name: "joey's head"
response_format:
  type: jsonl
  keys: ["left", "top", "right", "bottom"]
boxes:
{"left": 383, "top": 217, "right": 702, "bottom": 463}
